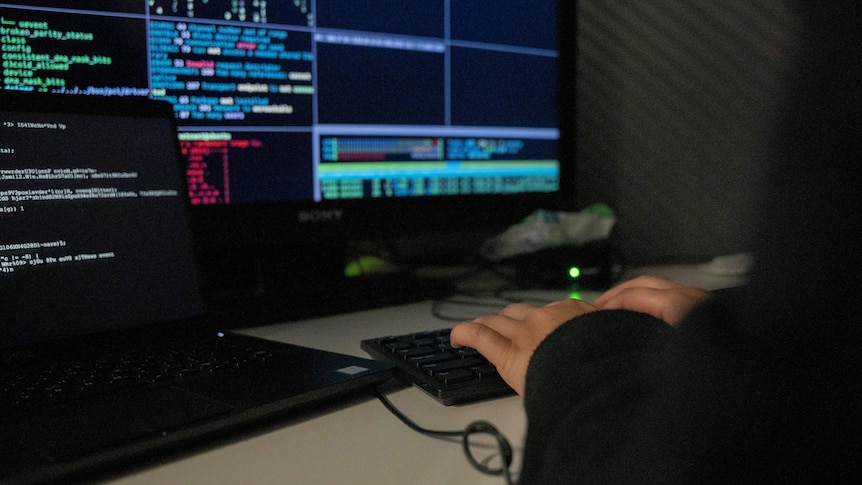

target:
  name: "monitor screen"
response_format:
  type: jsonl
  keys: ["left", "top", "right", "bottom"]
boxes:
{"left": 1, "top": 1, "right": 576, "bottom": 317}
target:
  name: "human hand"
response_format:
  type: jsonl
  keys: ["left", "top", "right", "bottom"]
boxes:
{"left": 593, "top": 275, "right": 711, "bottom": 327}
{"left": 450, "top": 299, "right": 598, "bottom": 395}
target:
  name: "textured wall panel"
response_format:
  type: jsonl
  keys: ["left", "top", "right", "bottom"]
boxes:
{"left": 574, "top": 1, "right": 803, "bottom": 264}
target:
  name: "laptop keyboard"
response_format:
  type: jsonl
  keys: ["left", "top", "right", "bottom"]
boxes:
{"left": 361, "top": 328, "right": 513, "bottom": 405}
{"left": 0, "top": 335, "right": 274, "bottom": 411}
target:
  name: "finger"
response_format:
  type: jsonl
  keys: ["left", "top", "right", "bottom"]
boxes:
{"left": 470, "top": 312, "right": 528, "bottom": 342}
{"left": 599, "top": 288, "right": 667, "bottom": 313}
{"left": 449, "top": 321, "right": 514, "bottom": 367}
{"left": 599, "top": 288, "right": 704, "bottom": 326}
{"left": 594, "top": 276, "right": 684, "bottom": 307}
{"left": 497, "top": 302, "right": 540, "bottom": 320}
{"left": 450, "top": 320, "right": 530, "bottom": 395}
{"left": 541, "top": 298, "right": 598, "bottom": 322}
{"left": 481, "top": 300, "right": 595, "bottom": 341}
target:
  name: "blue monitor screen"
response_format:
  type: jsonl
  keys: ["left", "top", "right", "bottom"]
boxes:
{"left": 0, "top": 1, "right": 564, "bottom": 208}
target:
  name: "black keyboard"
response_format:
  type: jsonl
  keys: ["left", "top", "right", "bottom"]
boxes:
{"left": 0, "top": 335, "right": 274, "bottom": 412}
{"left": 361, "top": 328, "right": 514, "bottom": 405}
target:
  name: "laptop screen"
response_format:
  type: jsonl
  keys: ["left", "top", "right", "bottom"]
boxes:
{"left": 1, "top": 96, "right": 205, "bottom": 349}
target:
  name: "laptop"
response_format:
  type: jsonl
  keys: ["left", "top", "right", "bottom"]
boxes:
{"left": 0, "top": 93, "right": 394, "bottom": 484}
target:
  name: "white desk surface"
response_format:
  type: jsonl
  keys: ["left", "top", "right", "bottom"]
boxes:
{"left": 107, "top": 265, "right": 745, "bottom": 485}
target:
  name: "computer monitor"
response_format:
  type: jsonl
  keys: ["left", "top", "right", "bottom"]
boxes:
{"left": 1, "top": 1, "right": 576, "bottom": 320}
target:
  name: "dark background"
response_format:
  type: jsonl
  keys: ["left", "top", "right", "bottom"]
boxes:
{"left": 573, "top": 1, "right": 803, "bottom": 264}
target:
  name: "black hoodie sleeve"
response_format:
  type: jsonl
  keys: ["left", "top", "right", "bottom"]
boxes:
{"left": 515, "top": 1, "right": 862, "bottom": 482}
{"left": 519, "top": 310, "right": 674, "bottom": 484}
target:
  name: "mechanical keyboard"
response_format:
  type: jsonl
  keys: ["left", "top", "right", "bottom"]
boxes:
{"left": 361, "top": 328, "right": 514, "bottom": 405}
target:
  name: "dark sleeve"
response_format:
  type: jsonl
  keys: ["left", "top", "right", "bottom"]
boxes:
{"left": 519, "top": 309, "right": 675, "bottom": 484}
{"left": 517, "top": 1, "right": 862, "bottom": 482}
{"left": 520, "top": 290, "right": 862, "bottom": 485}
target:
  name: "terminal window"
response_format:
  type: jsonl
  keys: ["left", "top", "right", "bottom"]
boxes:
{"left": 1, "top": 1, "right": 561, "bottom": 206}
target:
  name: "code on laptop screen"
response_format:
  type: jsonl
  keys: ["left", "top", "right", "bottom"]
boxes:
{"left": 0, "top": 105, "right": 204, "bottom": 348}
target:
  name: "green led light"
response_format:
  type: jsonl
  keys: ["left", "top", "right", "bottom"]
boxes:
{"left": 344, "top": 255, "right": 390, "bottom": 277}
{"left": 568, "top": 266, "right": 581, "bottom": 279}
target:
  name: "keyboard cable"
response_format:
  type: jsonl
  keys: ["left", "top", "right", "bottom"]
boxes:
{"left": 373, "top": 387, "right": 515, "bottom": 485}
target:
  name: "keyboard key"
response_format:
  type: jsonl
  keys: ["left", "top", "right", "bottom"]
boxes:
{"left": 397, "top": 346, "right": 438, "bottom": 359}
{"left": 433, "top": 369, "right": 475, "bottom": 385}
{"left": 360, "top": 328, "right": 514, "bottom": 405}
{"left": 423, "top": 357, "right": 485, "bottom": 376}
{"left": 0, "top": 337, "right": 277, "bottom": 411}
{"left": 408, "top": 352, "right": 459, "bottom": 367}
